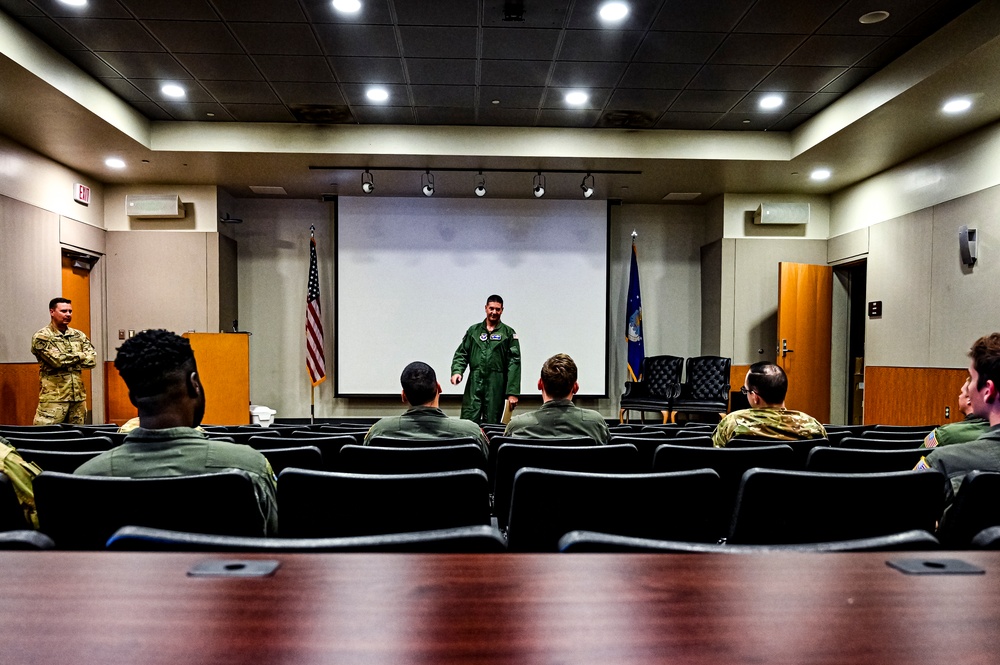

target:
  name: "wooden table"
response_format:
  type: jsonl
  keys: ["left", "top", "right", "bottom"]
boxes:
{"left": 2, "top": 551, "right": 999, "bottom": 664}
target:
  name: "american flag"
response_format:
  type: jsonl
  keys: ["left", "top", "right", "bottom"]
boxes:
{"left": 306, "top": 230, "right": 326, "bottom": 386}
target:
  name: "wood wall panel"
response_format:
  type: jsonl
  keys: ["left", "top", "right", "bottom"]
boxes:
{"left": 0, "top": 363, "right": 40, "bottom": 425}
{"left": 104, "top": 361, "right": 135, "bottom": 426}
{"left": 864, "top": 366, "right": 967, "bottom": 426}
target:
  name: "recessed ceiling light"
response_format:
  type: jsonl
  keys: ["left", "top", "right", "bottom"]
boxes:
{"left": 810, "top": 168, "right": 831, "bottom": 181}
{"left": 859, "top": 10, "right": 890, "bottom": 24}
{"left": 942, "top": 98, "right": 972, "bottom": 114}
{"left": 105, "top": 158, "right": 125, "bottom": 169}
{"left": 759, "top": 95, "right": 783, "bottom": 110}
{"left": 366, "top": 88, "right": 389, "bottom": 102}
{"left": 565, "top": 90, "right": 588, "bottom": 105}
{"left": 332, "top": 0, "right": 361, "bottom": 13}
{"left": 598, "top": 2, "right": 629, "bottom": 21}
{"left": 161, "top": 83, "right": 185, "bottom": 98}
{"left": 58, "top": 0, "right": 87, "bottom": 6}
{"left": 492, "top": 99, "right": 500, "bottom": 105}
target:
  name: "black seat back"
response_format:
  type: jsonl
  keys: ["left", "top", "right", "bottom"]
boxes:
{"left": 3, "top": 435, "right": 114, "bottom": 452}
{"left": 837, "top": 436, "right": 925, "bottom": 450}
{"left": 339, "top": 444, "right": 486, "bottom": 474}
{"left": 806, "top": 447, "right": 926, "bottom": 473}
{"left": 938, "top": 471, "right": 1000, "bottom": 548}
{"left": 16, "top": 448, "right": 104, "bottom": 474}
{"left": 256, "top": 446, "right": 324, "bottom": 473}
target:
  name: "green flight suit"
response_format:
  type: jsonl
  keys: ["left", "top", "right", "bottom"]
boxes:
{"left": 363, "top": 406, "right": 490, "bottom": 457}
{"left": 31, "top": 322, "right": 96, "bottom": 424}
{"left": 504, "top": 399, "right": 610, "bottom": 444}
{"left": 451, "top": 320, "right": 521, "bottom": 424}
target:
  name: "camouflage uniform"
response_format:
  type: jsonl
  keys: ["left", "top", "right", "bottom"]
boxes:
{"left": 31, "top": 322, "right": 96, "bottom": 425}
{"left": 712, "top": 407, "right": 827, "bottom": 447}
{"left": 0, "top": 437, "right": 43, "bottom": 529}
{"left": 504, "top": 399, "right": 610, "bottom": 444}
{"left": 363, "top": 406, "right": 490, "bottom": 457}
{"left": 451, "top": 320, "right": 521, "bottom": 424}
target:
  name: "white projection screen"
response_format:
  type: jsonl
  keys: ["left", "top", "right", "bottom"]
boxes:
{"left": 336, "top": 196, "right": 609, "bottom": 397}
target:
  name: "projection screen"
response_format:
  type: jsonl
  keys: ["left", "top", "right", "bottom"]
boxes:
{"left": 335, "top": 196, "right": 609, "bottom": 397}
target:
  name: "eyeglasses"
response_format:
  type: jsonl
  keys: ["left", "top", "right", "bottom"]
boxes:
{"left": 740, "top": 386, "right": 757, "bottom": 395}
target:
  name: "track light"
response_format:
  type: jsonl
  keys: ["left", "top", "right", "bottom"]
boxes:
{"left": 361, "top": 170, "right": 374, "bottom": 194}
{"left": 474, "top": 172, "right": 487, "bottom": 197}
{"left": 581, "top": 173, "right": 595, "bottom": 198}
{"left": 533, "top": 172, "right": 546, "bottom": 198}
{"left": 422, "top": 171, "right": 435, "bottom": 197}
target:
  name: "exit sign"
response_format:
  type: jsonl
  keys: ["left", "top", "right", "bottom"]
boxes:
{"left": 73, "top": 183, "right": 91, "bottom": 205}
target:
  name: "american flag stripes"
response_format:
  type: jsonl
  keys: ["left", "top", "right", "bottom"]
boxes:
{"left": 306, "top": 229, "right": 326, "bottom": 386}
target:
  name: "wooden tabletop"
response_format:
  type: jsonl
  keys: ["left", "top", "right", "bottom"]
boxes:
{"left": 2, "top": 551, "right": 999, "bottom": 664}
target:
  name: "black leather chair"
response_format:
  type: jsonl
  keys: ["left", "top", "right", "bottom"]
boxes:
{"left": 0, "top": 530, "right": 56, "bottom": 550}
{"left": 0, "top": 429, "right": 82, "bottom": 440}
{"left": 16, "top": 448, "right": 104, "bottom": 474}
{"left": 971, "top": 525, "right": 1000, "bottom": 549}
{"left": 618, "top": 354, "right": 683, "bottom": 423}
{"left": 277, "top": 468, "right": 491, "bottom": 538}
{"left": 558, "top": 528, "right": 941, "bottom": 553}
{"left": 256, "top": 446, "right": 324, "bottom": 473}
{"left": 726, "top": 436, "right": 828, "bottom": 467}
{"left": 487, "top": 435, "right": 598, "bottom": 484}
{"left": 668, "top": 355, "right": 732, "bottom": 423}
{"left": 368, "top": 435, "right": 482, "bottom": 449}
{"left": 861, "top": 429, "right": 932, "bottom": 440}
{"left": 251, "top": 434, "right": 355, "bottom": 467}
{"left": 3, "top": 435, "right": 114, "bottom": 453}
{"left": 0, "top": 424, "right": 64, "bottom": 434}
{"left": 338, "top": 443, "right": 486, "bottom": 474}
{"left": 872, "top": 424, "right": 935, "bottom": 433}
{"left": 34, "top": 470, "right": 269, "bottom": 549}
{"left": 493, "top": 443, "right": 640, "bottom": 529}
{"left": 607, "top": 435, "right": 674, "bottom": 469}
{"left": 937, "top": 471, "right": 1000, "bottom": 548}
{"left": 836, "top": 436, "right": 925, "bottom": 450}
{"left": 106, "top": 524, "right": 507, "bottom": 553}
{"left": 805, "top": 446, "right": 926, "bottom": 473}
{"left": 505, "top": 468, "right": 721, "bottom": 552}
{"left": 727, "top": 468, "right": 947, "bottom": 545}
{"left": 0, "top": 475, "right": 30, "bottom": 530}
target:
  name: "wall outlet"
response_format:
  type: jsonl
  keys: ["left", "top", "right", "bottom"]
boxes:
{"left": 945, "top": 406, "right": 951, "bottom": 419}
{"left": 118, "top": 329, "right": 125, "bottom": 339}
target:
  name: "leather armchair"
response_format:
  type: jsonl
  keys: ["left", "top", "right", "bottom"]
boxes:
{"left": 618, "top": 355, "right": 683, "bottom": 423}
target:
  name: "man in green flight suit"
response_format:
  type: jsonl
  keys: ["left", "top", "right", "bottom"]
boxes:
{"left": 450, "top": 295, "right": 521, "bottom": 424}
{"left": 31, "top": 297, "right": 97, "bottom": 425}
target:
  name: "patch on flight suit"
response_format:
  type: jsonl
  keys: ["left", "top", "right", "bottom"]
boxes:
{"left": 490, "top": 333, "right": 502, "bottom": 341}
{"left": 480, "top": 333, "right": 488, "bottom": 341}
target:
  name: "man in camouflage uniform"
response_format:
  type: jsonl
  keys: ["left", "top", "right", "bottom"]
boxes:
{"left": 364, "top": 361, "right": 490, "bottom": 457}
{"left": 31, "top": 297, "right": 96, "bottom": 425}
{"left": 450, "top": 295, "right": 521, "bottom": 424}
{"left": 712, "top": 361, "right": 826, "bottom": 447}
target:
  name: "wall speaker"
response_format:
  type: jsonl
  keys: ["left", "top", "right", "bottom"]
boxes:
{"left": 753, "top": 202, "right": 810, "bottom": 225}
{"left": 959, "top": 225, "right": 978, "bottom": 267}
{"left": 125, "top": 194, "right": 186, "bottom": 218}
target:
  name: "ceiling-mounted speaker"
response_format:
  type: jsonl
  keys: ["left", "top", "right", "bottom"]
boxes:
{"left": 753, "top": 202, "right": 810, "bottom": 225}
{"left": 125, "top": 194, "right": 186, "bottom": 218}
{"left": 959, "top": 225, "right": 978, "bottom": 267}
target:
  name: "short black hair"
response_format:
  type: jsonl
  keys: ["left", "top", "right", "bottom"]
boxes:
{"left": 486, "top": 295, "right": 503, "bottom": 307}
{"left": 49, "top": 297, "right": 71, "bottom": 310}
{"left": 746, "top": 361, "right": 788, "bottom": 404}
{"left": 970, "top": 333, "right": 1000, "bottom": 390}
{"left": 114, "top": 329, "right": 196, "bottom": 399}
{"left": 400, "top": 361, "right": 437, "bottom": 405}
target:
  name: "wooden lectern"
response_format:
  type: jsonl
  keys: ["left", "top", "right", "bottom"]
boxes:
{"left": 183, "top": 332, "right": 251, "bottom": 425}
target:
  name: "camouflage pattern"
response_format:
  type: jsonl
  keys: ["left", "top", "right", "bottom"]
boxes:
{"left": 922, "top": 415, "right": 990, "bottom": 448}
{"left": 505, "top": 398, "right": 610, "bottom": 444}
{"left": 364, "top": 406, "right": 490, "bottom": 457}
{"left": 31, "top": 322, "right": 96, "bottom": 403}
{"left": 33, "top": 401, "right": 87, "bottom": 426}
{"left": 451, "top": 320, "right": 521, "bottom": 424}
{"left": 0, "top": 438, "right": 42, "bottom": 529}
{"left": 713, "top": 407, "right": 827, "bottom": 447}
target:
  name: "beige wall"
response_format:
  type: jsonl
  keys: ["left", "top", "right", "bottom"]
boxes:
{"left": 721, "top": 193, "right": 830, "bottom": 240}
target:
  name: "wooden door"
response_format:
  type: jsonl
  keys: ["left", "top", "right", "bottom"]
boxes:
{"left": 62, "top": 255, "right": 93, "bottom": 416}
{"left": 777, "top": 262, "right": 832, "bottom": 423}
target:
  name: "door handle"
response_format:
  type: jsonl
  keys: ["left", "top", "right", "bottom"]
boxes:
{"left": 781, "top": 339, "right": 794, "bottom": 358}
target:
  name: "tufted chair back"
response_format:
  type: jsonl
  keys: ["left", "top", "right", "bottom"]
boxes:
{"left": 681, "top": 356, "right": 731, "bottom": 402}
{"left": 643, "top": 356, "right": 683, "bottom": 399}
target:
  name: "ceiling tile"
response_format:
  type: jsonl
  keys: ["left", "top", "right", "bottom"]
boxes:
{"left": 479, "top": 86, "right": 544, "bottom": 108}
{"left": 415, "top": 107, "right": 479, "bottom": 125}
{"left": 223, "top": 104, "right": 297, "bottom": 122}
{"left": 200, "top": 80, "right": 280, "bottom": 104}
{"left": 480, "top": 60, "right": 551, "bottom": 87}
{"left": 537, "top": 109, "right": 602, "bottom": 127}
{"left": 340, "top": 83, "right": 410, "bottom": 106}
{"left": 411, "top": 85, "right": 476, "bottom": 108}
{"left": 271, "top": 81, "right": 347, "bottom": 106}
{"left": 406, "top": 58, "right": 477, "bottom": 85}
{"left": 230, "top": 23, "right": 323, "bottom": 55}
{"left": 655, "top": 111, "right": 725, "bottom": 130}
{"left": 687, "top": 64, "right": 771, "bottom": 90}
{"left": 314, "top": 24, "right": 400, "bottom": 57}
{"left": 129, "top": 78, "right": 215, "bottom": 102}
{"left": 174, "top": 54, "right": 262, "bottom": 81}
{"left": 255, "top": 56, "right": 335, "bottom": 83}
{"left": 897, "top": 0, "right": 979, "bottom": 37}
{"left": 64, "top": 51, "right": 122, "bottom": 78}
{"left": 597, "top": 109, "right": 659, "bottom": 129}
{"left": 755, "top": 66, "right": 846, "bottom": 92}
{"left": 476, "top": 107, "right": 539, "bottom": 126}
{"left": 394, "top": 0, "right": 479, "bottom": 26}
{"left": 119, "top": 0, "right": 219, "bottom": 21}
{"left": 142, "top": 21, "right": 243, "bottom": 54}
{"left": 785, "top": 35, "right": 885, "bottom": 67}
{"left": 158, "top": 101, "right": 233, "bottom": 120}
{"left": 817, "top": 0, "right": 941, "bottom": 37}
{"left": 735, "top": 0, "right": 840, "bottom": 34}
{"left": 728, "top": 90, "right": 811, "bottom": 113}
{"left": 541, "top": 87, "right": 612, "bottom": 109}
{"left": 620, "top": 63, "right": 700, "bottom": 89}
{"left": 606, "top": 88, "right": 680, "bottom": 113}
{"left": 709, "top": 33, "right": 807, "bottom": 66}
{"left": 767, "top": 113, "right": 810, "bottom": 131}
{"left": 302, "top": 0, "right": 394, "bottom": 24}
{"left": 549, "top": 61, "right": 627, "bottom": 88}
{"left": 52, "top": 18, "right": 160, "bottom": 51}
{"left": 398, "top": 26, "right": 477, "bottom": 58}
{"left": 856, "top": 36, "right": 920, "bottom": 69}
{"left": 0, "top": 0, "right": 44, "bottom": 17}
{"left": 330, "top": 56, "right": 406, "bottom": 84}
{"left": 652, "top": 0, "right": 757, "bottom": 32}
{"left": 99, "top": 77, "right": 151, "bottom": 102}
{"left": 712, "top": 113, "right": 774, "bottom": 130}
{"left": 40, "top": 0, "right": 131, "bottom": 18}
{"left": 634, "top": 31, "right": 727, "bottom": 64}
{"left": 18, "top": 16, "right": 86, "bottom": 51}
{"left": 820, "top": 67, "right": 877, "bottom": 93}
{"left": 482, "top": 0, "right": 568, "bottom": 28}
{"left": 791, "top": 92, "right": 839, "bottom": 114}
{"left": 211, "top": 0, "right": 307, "bottom": 22}
{"left": 567, "top": 0, "right": 666, "bottom": 29}
{"left": 96, "top": 51, "right": 188, "bottom": 79}
{"left": 350, "top": 105, "right": 415, "bottom": 124}
{"left": 559, "top": 30, "right": 644, "bottom": 62}
{"left": 670, "top": 89, "right": 745, "bottom": 113}
{"left": 481, "top": 28, "right": 561, "bottom": 60}
{"left": 129, "top": 100, "right": 173, "bottom": 120}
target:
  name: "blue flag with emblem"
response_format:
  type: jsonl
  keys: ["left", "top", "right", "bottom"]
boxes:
{"left": 626, "top": 238, "right": 644, "bottom": 382}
